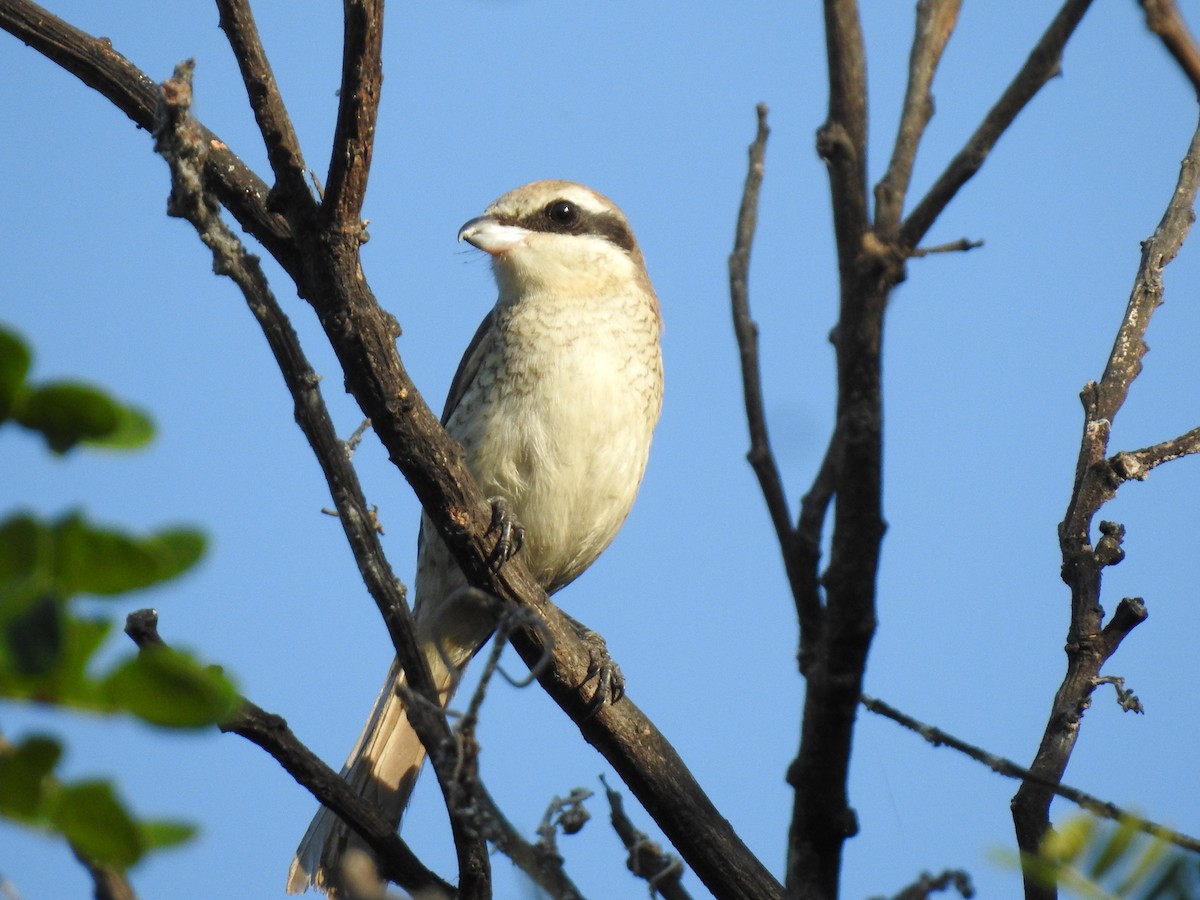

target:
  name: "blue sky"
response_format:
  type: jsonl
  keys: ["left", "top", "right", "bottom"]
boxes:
{"left": 3, "top": 2, "right": 1199, "bottom": 898}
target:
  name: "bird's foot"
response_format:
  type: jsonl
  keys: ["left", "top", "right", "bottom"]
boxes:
{"left": 486, "top": 496, "right": 524, "bottom": 572}
{"left": 567, "top": 615, "right": 625, "bottom": 717}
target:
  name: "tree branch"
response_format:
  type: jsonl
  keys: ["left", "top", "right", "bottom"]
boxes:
{"left": 124, "top": 610, "right": 453, "bottom": 897}
{"left": 150, "top": 60, "right": 494, "bottom": 894}
{"left": 214, "top": 0, "right": 314, "bottom": 210}
{"left": 863, "top": 694, "right": 1200, "bottom": 855}
{"left": 0, "top": 0, "right": 296, "bottom": 269}
{"left": 900, "top": 0, "right": 1095, "bottom": 251}
{"left": 0, "top": 7, "right": 783, "bottom": 898}
{"left": 1141, "top": 0, "right": 1200, "bottom": 97}
{"left": 1013, "top": 109, "right": 1200, "bottom": 900}
{"left": 888, "top": 868, "right": 974, "bottom": 900}
{"left": 730, "top": 104, "right": 790, "bottom": 551}
{"left": 819, "top": 0, "right": 870, "bottom": 275}
{"left": 875, "top": 0, "right": 963, "bottom": 239}
{"left": 70, "top": 848, "right": 137, "bottom": 900}
{"left": 602, "top": 778, "right": 691, "bottom": 900}
{"left": 323, "top": 0, "right": 383, "bottom": 228}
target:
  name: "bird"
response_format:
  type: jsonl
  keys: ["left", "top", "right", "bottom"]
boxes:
{"left": 287, "top": 180, "right": 664, "bottom": 894}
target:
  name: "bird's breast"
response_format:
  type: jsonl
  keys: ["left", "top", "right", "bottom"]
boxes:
{"left": 448, "top": 288, "right": 662, "bottom": 592}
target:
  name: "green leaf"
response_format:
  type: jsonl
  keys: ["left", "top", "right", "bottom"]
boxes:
{"left": 11, "top": 381, "right": 153, "bottom": 454}
{"left": 0, "top": 514, "right": 50, "bottom": 610}
{"left": 1090, "top": 815, "right": 1138, "bottom": 880}
{"left": 0, "top": 738, "right": 199, "bottom": 869}
{"left": 102, "top": 647, "right": 240, "bottom": 728}
{"left": 0, "top": 326, "right": 32, "bottom": 420}
{"left": 0, "top": 614, "right": 112, "bottom": 707}
{"left": 0, "top": 513, "right": 207, "bottom": 603}
{"left": 137, "top": 819, "right": 197, "bottom": 852}
{"left": 87, "top": 402, "right": 154, "bottom": 450}
{"left": 53, "top": 514, "right": 207, "bottom": 597}
{"left": 3, "top": 594, "right": 63, "bottom": 676}
{"left": 0, "top": 735, "right": 62, "bottom": 820}
{"left": 50, "top": 780, "right": 142, "bottom": 869}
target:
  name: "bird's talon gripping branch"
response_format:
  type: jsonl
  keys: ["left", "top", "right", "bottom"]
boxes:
{"left": 486, "top": 496, "right": 525, "bottom": 572}
{"left": 571, "top": 619, "right": 625, "bottom": 717}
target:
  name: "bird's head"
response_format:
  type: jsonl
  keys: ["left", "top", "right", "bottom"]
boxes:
{"left": 457, "top": 180, "right": 651, "bottom": 301}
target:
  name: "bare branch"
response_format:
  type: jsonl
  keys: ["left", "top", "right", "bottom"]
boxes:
{"left": 728, "top": 105, "right": 792, "bottom": 556}
{"left": 1141, "top": 0, "right": 1200, "bottom": 96}
{"left": 323, "top": 0, "right": 383, "bottom": 227}
{"left": 0, "top": 0, "right": 295, "bottom": 266}
{"left": 150, "top": 58, "right": 435, "bottom": 701}
{"left": 1103, "top": 425, "right": 1200, "bottom": 487}
{"left": 887, "top": 868, "right": 974, "bottom": 900}
{"left": 909, "top": 237, "right": 984, "bottom": 257}
{"left": 1014, "top": 110, "right": 1200, "bottom": 898}
{"left": 70, "top": 849, "right": 136, "bottom": 900}
{"left": 215, "top": 0, "right": 313, "bottom": 209}
{"left": 875, "top": 0, "right": 963, "bottom": 238}
{"left": 863, "top": 695, "right": 1200, "bottom": 855}
{"left": 124, "top": 610, "right": 453, "bottom": 897}
{"left": 819, "top": 0, "right": 870, "bottom": 270}
{"left": 900, "top": 0, "right": 1095, "bottom": 251}
{"left": 151, "top": 63, "right": 495, "bottom": 893}
{"left": 3, "top": 7, "right": 783, "bottom": 897}
{"left": 602, "top": 778, "right": 691, "bottom": 900}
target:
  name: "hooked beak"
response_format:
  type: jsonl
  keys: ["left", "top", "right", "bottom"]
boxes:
{"left": 457, "top": 216, "right": 531, "bottom": 255}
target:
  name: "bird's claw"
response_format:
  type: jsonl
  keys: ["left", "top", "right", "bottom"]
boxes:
{"left": 486, "top": 496, "right": 524, "bottom": 572}
{"left": 575, "top": 622, "right": 624, "bottom": 718}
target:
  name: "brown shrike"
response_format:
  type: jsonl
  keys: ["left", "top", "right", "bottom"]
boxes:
{"left": 287, "top": 180, "right": 664, "bottom": 894}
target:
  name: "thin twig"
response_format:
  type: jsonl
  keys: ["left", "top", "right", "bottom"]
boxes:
{"left": 909, "top": 237, "right": 984, "bottom": 257}
{"left": 214, "top": 0, "right": 313, "bottom": 208}
{"left": 1014, "top": 110, "right": 1200, "bottom": 897}
{"left": 123, "top": 610, "right": 452, "bottom": 896}
{"left": 444, "top": 614, "right": 589, "bottom": 900}
{"left": 602, "top": 777, "right": 692, "bottom": 900}
{"left": 728, "top": 104, "right": 791, "bottom": 549}
{"left": 70, "top": 848, "right": 136, "bottom": 900}
{"left": 900, "top": 0, "right": 1096, "bottom": 250}
{"left": 863, "top": 695, "right": 1200, "bottom": 855}
{"left": 875, "top": 0, "right": 963, "bottom": 238}
{"left": 1141, "top": 0, "right": 1200, "bottom": 97}
{"left": 886, "top": 868, "right": 974, "bottom": 900}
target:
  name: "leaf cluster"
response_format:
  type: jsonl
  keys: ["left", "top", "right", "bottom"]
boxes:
{"left": 0, "top": 325, "right": 239, "bottom": 874}
{"left": 1017, "top": 814, "right": 1200, "bottom": 900}
{"left": 0, "top": 324, "right": 152, "bottom": 454}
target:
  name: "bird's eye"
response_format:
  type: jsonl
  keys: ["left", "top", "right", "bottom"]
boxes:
{"left": 546, "top": 200, "right": 578, "bottom": 226}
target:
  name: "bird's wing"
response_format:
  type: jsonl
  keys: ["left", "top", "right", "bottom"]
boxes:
{"left": 441, "top": 307, "right": 496, "bottom": 426}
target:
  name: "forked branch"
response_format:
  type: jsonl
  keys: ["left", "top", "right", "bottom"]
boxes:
{"left": 1013, "top": 110, "right": 1200, "bottom": 899}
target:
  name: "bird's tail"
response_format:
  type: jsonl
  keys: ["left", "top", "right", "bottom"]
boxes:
{"left": 285, "top": 651, "right": 454, "bottom": 895}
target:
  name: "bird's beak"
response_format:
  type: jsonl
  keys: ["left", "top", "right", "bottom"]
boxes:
{"left": 457, "top": 216, "right": 531, "bottom": 255}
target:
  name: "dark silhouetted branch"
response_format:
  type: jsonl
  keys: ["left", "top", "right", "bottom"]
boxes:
{"left": 323, "top": 0, "right": 383, "bottom": 228}
{"left": 864, "top": 695, "right": 1200, "bottom": 855}
{"left": 124, "top": 610, "right": 453, "bottom": 897}
{"left": 0, "top": 6, "right": 786, "bottom": 896}
{"left": 875, "top": 0, "right": 963, "bottom": 239}
{"left": 215, "top": 0, "right": 314, "bottom": 209}
{"left": 900, "top": 0, "right": 1095, "bottom": 251}
{"left": 1141, "top": 0, "right": 1200, "bottom": 96}
{"left": 1013, "top": 110, "right": 1200, "bottom": 899}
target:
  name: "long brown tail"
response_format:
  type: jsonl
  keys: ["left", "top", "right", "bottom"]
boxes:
{"left": 288, "top": 528, "right": 502, "bottom": 894}
{"left": 285, "top": 652, "right": 454, "bottom": 894}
